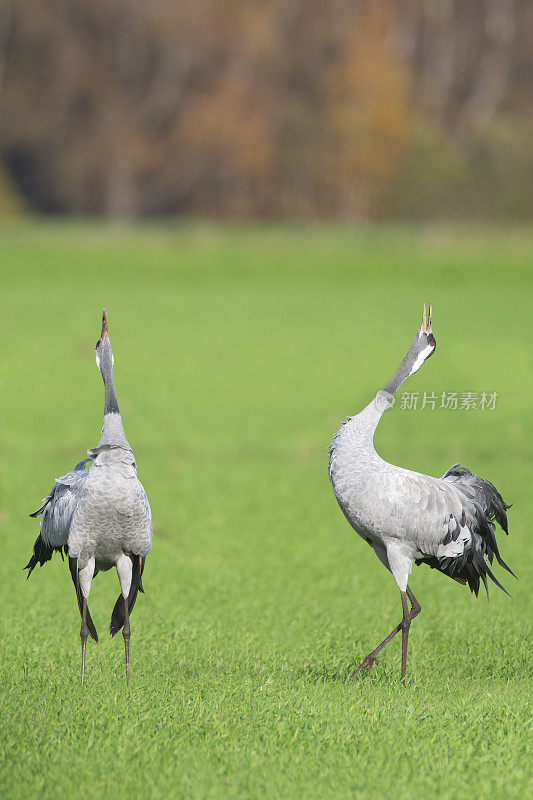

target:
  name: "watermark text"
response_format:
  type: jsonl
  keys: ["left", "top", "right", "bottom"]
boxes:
{"left": 398, "top": 391, "right": 498, "bottom": 410}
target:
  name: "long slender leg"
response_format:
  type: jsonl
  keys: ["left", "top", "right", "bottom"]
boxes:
{"left": 349, "top": 619, "right": 402, "bottom": 678}
{"left": 123, "top": 596, "right": 131, "bottom": 686}
{"left": 350, "top": 585, "right": 421, "bottom": 679}
{"left": 400, "top": 591, "right": 410, "bottom": 684}
{"left": 70, "top": 557, "right": 96, "bottom": 686}
{"left": 400, "top": 587, "right": 421, "bottom": 683}
{"left": 81, "top": 598, "right": 89, "bottom": 687}
{"left": 116, "top": 554, "right": 133, "bottom": 686}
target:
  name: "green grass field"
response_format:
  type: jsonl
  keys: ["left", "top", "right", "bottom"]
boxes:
{"left": 0, "top": 222, "right": 531, "bottom": 799}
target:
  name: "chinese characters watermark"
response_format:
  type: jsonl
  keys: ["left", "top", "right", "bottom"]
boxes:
{"left": 398, "top": 391, "right": 498, "bottom": 410}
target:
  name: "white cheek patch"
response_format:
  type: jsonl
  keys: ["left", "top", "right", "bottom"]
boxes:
{"left": 409, "top": 343, "right": 434, "bottom": 376}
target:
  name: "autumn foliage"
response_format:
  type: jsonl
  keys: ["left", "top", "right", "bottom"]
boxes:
{"left": 0, "top": 0, "right": 531, "bottom": 219}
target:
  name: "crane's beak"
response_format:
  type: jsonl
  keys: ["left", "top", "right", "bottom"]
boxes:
{"left": 418, "top": 303, "right": 432, "bottom": 337}
{"left": 95, "top": 309, "right": 109, "bottom": 350}
{"left": 101, "top": 309, "right": 109, "bottom": 342}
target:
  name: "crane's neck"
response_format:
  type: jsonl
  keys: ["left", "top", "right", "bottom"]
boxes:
{"left": 350, "top": 390, "right": 392, "bottom": 443}
{"left": 383, "top": 353, "right": 414, "bottom": 395}
{"left": 97, "top": 362, "right": 130, "bottom": 450}
{"left": 382, "top": 331, "right": 434, "bottom": 395}
{"left": 104, "top": 373, "right": 119, "bottom": 416}
{"left": 98, "top": 410, "right": 130, "bottom": 450}
{"left": 329, "top": 390, "right": 392, "bottom": 464}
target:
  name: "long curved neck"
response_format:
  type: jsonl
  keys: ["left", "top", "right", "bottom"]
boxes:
{"left": 331, "top": 391, "right": 391, "bottom": 456}
{"left": 383, "top": 360, "right": 411, "bottom": 396}
{"left": 383, "top": 336, "right": 419, "bottom": 395}
{"left": 355, "top": 392, "right": 389, "bottom": 437}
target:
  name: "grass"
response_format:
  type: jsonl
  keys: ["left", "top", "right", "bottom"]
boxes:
{"left": 0, "top": 221, "right": 531, "bottom": 799}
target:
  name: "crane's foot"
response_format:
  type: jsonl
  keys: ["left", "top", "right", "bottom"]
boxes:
{"left": 349, "top": 653, "right": 378, "bottom": 679}
{"left": 348, "top": 620, "right": 402, "bottom": 680}
{"left": 349, "top": 586, "right": 422, "bottom": 682}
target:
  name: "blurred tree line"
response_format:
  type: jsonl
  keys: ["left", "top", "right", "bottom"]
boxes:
{"left": 0, "top": 0, "right": 531, "bottom": 220}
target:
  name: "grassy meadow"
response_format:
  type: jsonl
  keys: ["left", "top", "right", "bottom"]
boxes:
{"left": 0, "top": 222, "right": 531, "bottom": 799}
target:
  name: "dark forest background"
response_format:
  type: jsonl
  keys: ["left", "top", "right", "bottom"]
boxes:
{"left": 0, "top": 0, "right": 531, "bottom": 221}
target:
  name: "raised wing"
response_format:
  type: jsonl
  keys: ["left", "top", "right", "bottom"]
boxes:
{"left": 25, "top": 459, "right": 91, "bottom": 576}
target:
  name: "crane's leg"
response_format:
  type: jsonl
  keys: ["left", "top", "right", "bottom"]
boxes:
{"left": 116, "top": 554, "right": 133, "bottom": 686}
{"left": 400, "top": 592, "right": 410, "bottom": 684}
{"left": 123, "top": 596, "right": 131, "bottom": 686}
{"left": 80, "top": 597, "right": 89, "bottom": 687}
{"left": 69, "top": 557, "right": 97, "bottom": 687}
{"left": 350, "top": 585, "right": 421, "bottom": 679}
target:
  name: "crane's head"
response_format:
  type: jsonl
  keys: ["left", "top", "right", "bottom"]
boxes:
{"left": 407, "top": 302, "right": 436, "bottom": 376}
{"left": 93, "top": 309, "right": 128, "bottom": 444}
{"left": 383, "top": 303, "right": 436, "bottom": 395}
{"left": 95, "top": 309, "right": 114, "bottom": 378}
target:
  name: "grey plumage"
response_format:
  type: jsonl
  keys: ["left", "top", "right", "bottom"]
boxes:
{"left": 66, "top": 444, "right": 152, "bottom": 572}
{"left": 25, "top": 310, "right": 152, "bottom": 684}
{"left": 415, "top": 464, "right": 514, "bottom": 596}
{"left": 328, "top": 304, "right": 514, "bottom": 682}
{"left": 26, "top": 459, "right": 91, "bottom": 569}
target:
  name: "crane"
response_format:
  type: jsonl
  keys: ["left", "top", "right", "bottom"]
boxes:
{"left": 328, "top": 304, "right": 514, "bottom": 683}
{"left": 25, "top": 310, "right": 152, "bottom": 686}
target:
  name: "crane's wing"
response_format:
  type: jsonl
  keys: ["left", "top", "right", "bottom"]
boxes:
{"left": 386, "top": 463, "right": 514, "bottom": 596}
{"left": 24, "top": 459, "right": 91, "bottom": 576}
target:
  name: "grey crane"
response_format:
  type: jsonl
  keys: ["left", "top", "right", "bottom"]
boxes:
{"left": 25, "top": 311, "right": 152, "bottom": 685}
{"left": 328, "top": 305, "right": 515, "bottom": 683}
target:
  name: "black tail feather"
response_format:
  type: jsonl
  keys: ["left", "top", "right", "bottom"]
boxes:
{"left": 29, "top": 489, "right": 55, "bottom": 518}
{"left": 29, "top": 502, "right": 49, "bottom": 518}
{"left": 24, "top": 535, "right": 65, "bottom": 578}
{"left": 109, "top": 555, "right": 145, "bottom": 637}
{"left": 483, "top": 561, "right": 510, "bottom": 597}
{"left": 68, "top": 557, "right": 98, "bottom": 643}
{"left": 417, "top": 464, "right": 515, "bottom": 597}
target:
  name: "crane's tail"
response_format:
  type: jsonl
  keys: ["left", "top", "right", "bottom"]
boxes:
{"left": 68, "top": 557, "right": 98, "bottom": 643}
{"left": 418, "top": 464, "right": 515, "bottom": 597}
{"left": 109, "top": 555, "right": 145, "bottom": 636}
{"left": 24, "top": 535, "right": 67, "bottom": 577}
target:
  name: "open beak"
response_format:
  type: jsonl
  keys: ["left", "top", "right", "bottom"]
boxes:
{"left": 419, "top": 302, "right": 432, "bottom": 337}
